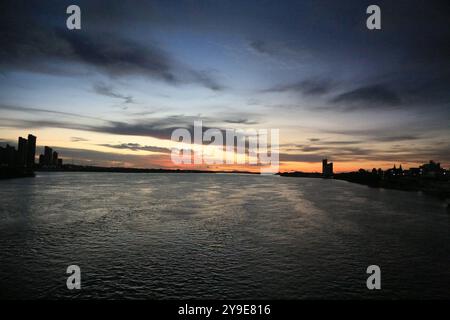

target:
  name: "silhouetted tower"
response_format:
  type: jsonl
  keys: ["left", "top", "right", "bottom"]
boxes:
{"left": 5, "top": 144, "right": 16, "bottom": 166}
{"left": 39, "top": 154, "right": 45, "bottom": 166}
{"left": 26, "top": 134, "right": 36, "bottom": 168}
{"left": 322, "top": 159, "right": 328, "bottom": 174}
{"left": 0, "top": 146, "right": 4, "bottom": 164}
{"left": 44, "top": 146, "right": 53, "bottom": 166}
{"left": 52, "top": 151, "right": 58, "bottom": 166}
{"left": 322, "top": 159, "right": 333, "bottom": 177}
{"left": 17, "top": 137, "right": 28, "bottom": 166}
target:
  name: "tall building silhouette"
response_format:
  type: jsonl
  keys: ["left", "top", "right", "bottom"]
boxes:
{"left": 17, "top": 137, "right": 28, "bottom": 166}
{"left": 1, "top": 134, "right": 65, "bottom": 178}
{"left": 52, "top": 151, "right": 58, "bottom": 166}
{"left": 322, "top": 159, "right": 333, "bottom": 177}
{"left": 4, "top": 145, "right": 15, "bottom": 166}
{"left": 26, "top": 134, "right": 36, "bottom": 168}
{"left": 44, "top": 146, "right": 53, "bottom": 165}
{"left": 38, "top": 145, "right": 62, "bottom": 168}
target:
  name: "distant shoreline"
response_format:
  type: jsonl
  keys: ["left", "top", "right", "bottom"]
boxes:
{"left": 3, "top": 165, "right": 449, "bottom": 202}
{"left": 280, "top": 171, "right": 450, "bottom": 201}
{"left": 35, "top": 164, "right": 260, "bottom": 175}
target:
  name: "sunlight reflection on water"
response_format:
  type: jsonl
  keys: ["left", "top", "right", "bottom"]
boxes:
{"left": 0, "top": 172, "right": 449, "bottom": 299}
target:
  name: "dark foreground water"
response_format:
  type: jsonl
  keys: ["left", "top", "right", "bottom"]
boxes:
{"left": 0, "top": 172, "right": 449, "bottom": 299}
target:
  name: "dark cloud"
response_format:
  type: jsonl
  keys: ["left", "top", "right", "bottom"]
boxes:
{"left": 0, "top": 1, "right": 223, "bottom": 90}
{"left": 0, "top": 104, "right": 101, "bottom": 121}
{"left": 265, "top": 79, "right": 334, "bottom": 96}
{"left": 0, "top": 113, "right": 221, "bottom": 141}
{"left": 330, "top": 84, "right": 402, "bottom": 110}
{"left": 322, "top": 126, "right": 427, "bottom": 143}
{"left": 0, "top": 117, "right": 96, "bottom": 134}
{"left": 31, "top": 142, "right": 449, "bottom": 168}
{"left": 299, "top": 146, "right": 324, "bottom": 152}
{"left": 223, "top": 119, "right": 259, "bottom": 125}
{"left": 279, "top": 153, "right": 324, "bottom": 163}
{"left": 249, "top": 40, "right": 274, "bottom": 55}
{"left": 258, "top": 1, "right": 450, "bottom": 112}
{"left": 3, "top": 116, "right": 448, "bottom": 166}
{"left": 277, "top": 128, "right": 448, "bottom": 165}
{"left": 0, "top": 21, "right": 177, "bottom": 82}
{"left": 373, "top": 135, "right": 421, "bottom": 142}
{"left": 56, "top": 30, "right": 177, "bottom": 81}
{"left": 1, "top": 0, "right": 449, "bottom": 169}
{"left": 189, "top": 70, "right": 225, "bottom": 91}
{"left": 128, "top": 110, "right": 158, "bottom": 117}
{"left": 0, "top": 112, "right": 268, "bottom": 157}
{"left": 99, "top": 143, "right": 171, "bottom": 154}
{"left": 342, "top": 144, "right": 450, "bottom": 164}
{"left": 91, "top": 120, "right": 182, "bottom": 140}
{"left": 318, "top": 140, "right": 363, "bottom": 145}
{"left": 283, "top": 144, "right": 375, "bottom": 158}
{"left": 34, "top": 145, "right": 171, "bottom": 168}
{"left": 93, "top": 83, "right": 135, "bottom": 104}
{"left": 280, "top": 144, "right": 450, "bottom": 165}
{"left": 71, "top": 137, "right": 89, "bottom": 142}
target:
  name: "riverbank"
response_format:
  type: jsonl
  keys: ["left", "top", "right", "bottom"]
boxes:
{"left": 279, "top": 171, "right": 450, "bottom": 200}
{"left": 3, "top": 165, "right": 449, "bottom": 201}
{"left": 334, "top": 172, "right": 450, "bottom": 200}
{"left": 35, "top": 164, "right": 259, "bottom": 175}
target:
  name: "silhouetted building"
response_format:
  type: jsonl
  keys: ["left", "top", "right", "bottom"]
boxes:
{"left": 4, "top": 144, "right": 16, "bottom": 166}
{"left": 322, "top": 159, "right": 333, "bottom": 177}
{"left": 52, "top": 151, "right": 58, "bottom": 166}
{"left": 17, "top": 137, "right": 28, "bottom": 166}
{"left": 420, "top": 160, "right": 442, "bottom": 177}
{"left": 43, "top": 146, "right": 53, "bottom": 166}
{"left": 352, "top": 160, "right": 448, "bottom": 180}
{"left": 0, "top": 134, "right": 39, "bottom": 179}
{"left": 39, "top": 154, "right": 45, "bottom": 166}
{"left": 26, "top": 134, "right": 36, "bottom": 168}
{"left": 407, "top": 167, "right": 421, "bottom": 176}
{"left": 0, "top": 134, "right": 37, "bottom": 169}
{"left": 386, "top": 164, "right": 404, "bottom": 176}
{"left": 0, "top": 144, "right": 18, "bottom": 167}
{"left": 38, "top": 145, "right": 63, "bottom": 168}
{"left": 0, "top": 145, "right": 8, "bottom": 166}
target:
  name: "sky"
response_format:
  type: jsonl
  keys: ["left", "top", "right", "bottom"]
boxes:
{"left": 0, "top": 0, "right": 449, "bottom": 172}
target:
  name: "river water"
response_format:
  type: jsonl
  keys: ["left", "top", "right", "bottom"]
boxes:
{"left": 0, "top": 172, "right": 449, "bottom": 299}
